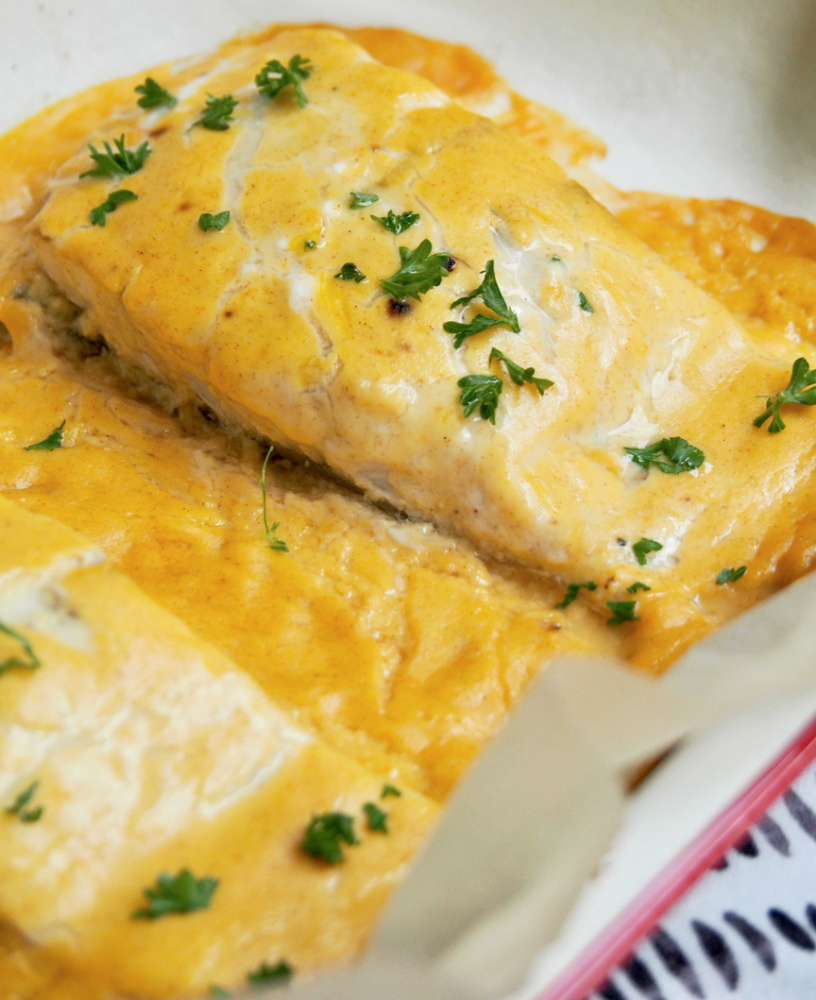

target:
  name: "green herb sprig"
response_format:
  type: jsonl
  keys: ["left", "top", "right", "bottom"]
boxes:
{"left": 349, "top": 192, "right": 379, "bottom": 208}
{"left": 363, "top": 802, "right": 389, "bottom": 833}
{"left": 371, "top": 210, "right": 420, "bottom": 235}
{"left": 199, "top": 211, "right": 230, "bottom": 232}
{"left": 256, "top": 55, "right": 313, "bottom": 108}
{"left": 194, "top": 94, "right": 238, "bottom": 131}
{"left": 457, "top": 374, "right": 502, "bottom": 424}
{"left": 261, "top": 446, "right": 288, "bottom": 552}
{"left": 25, "top": 420, "right": 65, "bottom": 451}
{"left": 489, "top": 348, "right": 552, "bottom": 395}
{"left": 443, "top": 259, "right": 519, "bottom": 347}
{"left": 554, "top": 581, "right": 597, "bottom": 610}
{"left": 80, "top": 135, "right": 151, "bottom": 178}
{"left": 5, "top": 781, "right": 43, "bottom": 823}
{"left": 754, "top": 357, "right": 816, "bottom": 434}
{"left": 381, "top": 784, "right": 401, "bottom": 798}
{"left": 302, "top": 812, "right": 358, "bottom": 864}
{"left": 627, "top": 582, "right": 651, "bottom": 594}
{"left": 132, "top": 869, "right": 219, "bottom": 920}
{"left": 632, "top": 537, "right": 662, "bottom": 566}
{"left": 335, "top": 262, "right": 366, "bottom": 282}
{"left": 0, "top": 622, "right": 40, "bottom": 675}
{"left": 247, "top": 961, "right": 294, "bottom": 989}
{"left": 90, "top": 190, "right": 138, "bottom": 227}
{"left": 716, "top": 566, "right": 747, "bottom": 585}
{"left": 624, "top": 437, "right": 704, "bottom": 475}
{"left": 380, "top": 239, "right": 452, "bottom": 302}
{"left": 606, "top": 601, "right": 638, "bottom": 626}
{"left": 135, "top": 78, "right": 177, "bottom": 110}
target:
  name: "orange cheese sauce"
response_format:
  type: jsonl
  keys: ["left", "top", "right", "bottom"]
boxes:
{"left": 1, "top": 23, "right": 816, "bottom": 1000}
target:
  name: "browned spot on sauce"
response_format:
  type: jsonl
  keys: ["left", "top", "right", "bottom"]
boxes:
{"left": 149, "top": 125, "right": 170, "bottom": 138}
{"left": 224, "top": 309, "right": 234, "bottom": 318}
{"left": 388, "top": 298, "right": 412, "bottom": 316}
{"left": 177, "top": 201, "right": 191, "bottom": 212}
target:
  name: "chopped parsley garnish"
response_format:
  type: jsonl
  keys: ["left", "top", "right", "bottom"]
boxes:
{"left": 380, "top": 239, "right": 452, "bottom": 302}
{"left": 753, "top": 357, "right": 816, "bottom": 434}
{"left": 304, "top": 239, "right": 316, "bottom": 249}
{"left": 335, "top": 262, "right": 366, "bottom": 282}
{"left": 578, "top": 291, "right": 594, "bottom": 313}
{"left": 302, "top": 812, "right": 358, "bottom": 864}
{"left": 135, "top": 77, "right": 177, "bottom": 110}
{"left": 381, "top": 783, "right": 401, "bottom": 798}
{"left": 443, "top": 259, "right": 520, "bottom": 347}
{"left": 247, "top": 961, "right": 293, "bottom": 989}
{"left": 5, "top": 781, "right": 43, "bottom": 823}
{"left": 24, "top": 420, "right": 65, "bottom": 451}
{"left": 457, "top": 374, "right": 502, "bottom": 424}
{"left": 632, "top": 537, "right": 662, "bottom": 566}
{"left": 624, "top": 437, "right": 704, "bottom": 474}
{"left": 371, "top": 210, "right": 420, "bottom": 235}
{"left": 627, "top": 582, "right": 651, "bottom": 594}
{"left": 199, "top": 211, "right": 230, "bottom": 232}
{"left": 261, "top": 446, "right": 288, "bottom": 552}
{"left": 255, "top": 55, "right": 313, "bottom": 108}
{"left": 363, "top": 802, "right": 389, "bottom": 833}
{"left": 716, "top": 566, "right": 747, "bottom": 585}
{"left": 0, "top": 621, "right": 40, "bottom": 675}
{"left": 209, "top": 988, "right": 231, "bottom": 998}
{"left": 80, "top": 135, "right": 151, "bottom": 178}
{"left": 194, "top": 94, "right": 238, "bottom": 131}
{"left": 90, "top": 189, "right": 138, "bottom": 227}
{"left": 489, "top": 348, "right": 553, "bottom": 395}
{"left": 132, "top": 869, "right": 219, "bottom": 920}
{"left": 349, "top": 192, "right": 379, "bottom": 209}
{"left": 606, "top": 600, "right": 638, "bottom": 626}
{"left": 554, "top": 580, "right": 597, "bottom": 610}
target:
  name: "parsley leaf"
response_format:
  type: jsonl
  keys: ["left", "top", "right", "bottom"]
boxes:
{"left": 606, "top": 600, "right": 638, "bottom": 626}
{"left": 255, "top": 55, "right": 313, "bottom": 108}
{"left": 247, "top": 961, "right": 293, "bottom": 989}
{"left": 209, "top": 988, "right": 231, "bottom": 998}
{"left": 335, "top": 262, "right": 366, "bottom": 282}
{"left": 458, "top": 374, "right": 502, "bottom": 424}
{"left": 90, "top": 189, "right": 138, "bottom": 227}
{"left": 24, "top": 420, "right": 65, "bottom": 451}
{"left": 381, "top": 783, "right": 401, "bottom": 798}
{"left": 554, "top": 580, "right": 597, "bottom": 610}
{"left": 261, "top": 446, "right": 288, "bottom": 552}
{"left": 371, "top": 210, "right": 420, "bottom": 235}
{"left": 489, "top": 348, "right": 553, "bottom": 395}
{"left": 199, "top": 211, "right": 230, "bottom": 232}
{"left": 627, "top": 582, "right": 651, "bottom": 594}
{"left": 578, "top": 291, "right": 594, "bottom": 313}
{"left": 380, "top": 239, "right": 452, "bottom": 302}
{"left": 302, "top": 812, "right": 358, "bottom": 864}
{"left": 80, "top": 135, "right": 151, "bottom": 178}
{"left": 349, "top": 192, "right": 379, "bottom": 208}
{"left": 135, "top": 77, "right": 177, "bottom": 110}
{"left": 5, "top": 781, "right": 43, "bottom": 823}
{"left": 716, "top": 566, "right": 747, "bottom": 585}
{"left": 0, "top": 621, "right": 40, "bottom": 675}
{"left": 194, "top": 94, "right": 238, "bottom": 131}
{"left": 363, "top": 802, "right": 389, "bottom": 833}
{"left": 132, "top": 869, "right": 218, "bottom": 920}
{"left": 632, "top": 537, "right": 662, "bottom": 566}
{"left": 444, "top": 313, "right": 507, "bottom": 348}
{"left": 624, "top": 437, "right": 704, "bottom": 474}
{"left": 753, "top": 357, "right": 816, "bottom": 434}
{"left": 450, "top": 260, "right": 519, "bottom": 330}
{"left": 304, "top": 239, "right": 316, "bottom": 249}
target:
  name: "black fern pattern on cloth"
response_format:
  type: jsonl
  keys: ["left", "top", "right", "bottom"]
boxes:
{"left": 589, "top": 764, "right": 816, "bottom": 999}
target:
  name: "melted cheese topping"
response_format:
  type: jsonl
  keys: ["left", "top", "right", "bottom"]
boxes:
{"left": 0, "top": 498, "right": 437, "bottom": 997}
{"left": 1, "top": 22, "right": 816, "bottom": 999}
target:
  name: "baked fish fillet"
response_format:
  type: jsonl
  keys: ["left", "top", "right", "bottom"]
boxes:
{"left": 0, "top": 498, "right": 436, "bottom": 997}
{"left": 25, "top": 27, "right": 816, "bottom": 605}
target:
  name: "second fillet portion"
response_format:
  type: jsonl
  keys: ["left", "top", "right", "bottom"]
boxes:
{"left": 27, "top": 26, "right": 816, "bottom": 600}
